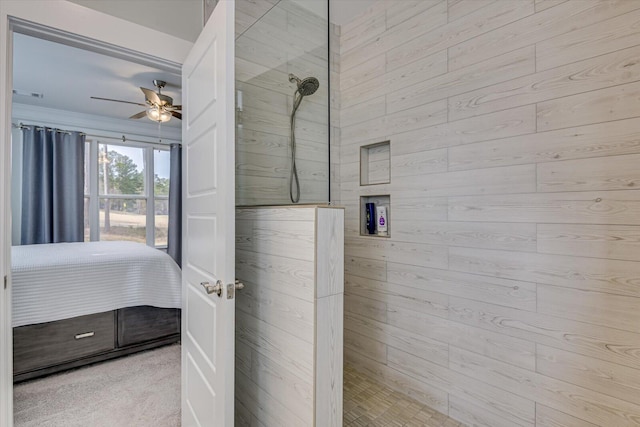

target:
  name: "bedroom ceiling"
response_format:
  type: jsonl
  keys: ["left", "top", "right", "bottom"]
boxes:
{"left": 12, "top": 33, "right": 182, "bottom": 128}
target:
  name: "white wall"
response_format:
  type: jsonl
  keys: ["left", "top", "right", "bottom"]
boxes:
{"left": 67, "top": 0, "right": 203, "bottom": 42}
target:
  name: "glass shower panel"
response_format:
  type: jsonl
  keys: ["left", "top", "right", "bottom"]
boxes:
{"left": 235, "top": 0, "right": 329, "bottom": 206}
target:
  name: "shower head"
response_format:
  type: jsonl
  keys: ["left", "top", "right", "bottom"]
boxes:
{"left": 289, "top": 74, "right": 320, "bottom": 96}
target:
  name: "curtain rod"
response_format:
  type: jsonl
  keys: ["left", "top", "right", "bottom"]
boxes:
{"left": 12, "top": 122, "right": 81, "bottom": 136}
{"left": 11, "top": 122, "right": 181, "bottom": 146}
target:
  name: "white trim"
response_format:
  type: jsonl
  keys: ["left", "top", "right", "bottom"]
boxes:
{"left": 0, "top": 14, "right": 13, "bottom": 425}
{"left": 5, "top": 1, "right": 191, "bottom": 66}
{"left": 0, "top": 3, "right": 192, "bottom": 426}
{"left": 145, "top": 147, "right": 155, "bottom": 246}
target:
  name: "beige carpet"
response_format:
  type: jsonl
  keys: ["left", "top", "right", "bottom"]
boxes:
{"left": 14, "top": 344, "right": 181, "bottom": 427}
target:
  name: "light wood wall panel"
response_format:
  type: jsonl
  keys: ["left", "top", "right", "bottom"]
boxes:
{"left": 387, "top": 0, "right": 441, "bottom": 29}
{"left": 386, "top": 0, "right": 533, "bottom": 72}
{"left": 393, "top": 220, "right": 537, "bottom": 252}
{"left": 342, "top": 2, "right": 448, "bottom": 74}
{"left": 536, "top": 8, "right": 640, "bottom": 71}
{"left": 534, "top": 0, "right": 567, "bottom": 13}
{"left": 449, "top": 394, "right": 531, "bottom": 427}
{"left": 537, "top": 285, "right": 640, "bottom": 333}
{"left": 449, "top": 347, "right": 640, "bottom": 427}
{"left": 448, "top": 117, "right": 640, "bottom": 171}
{"left": 386, "top": 345, "right": 536, "bottom": 426}
{"left": 535, "top": 404, "right": 599, "bottom": 427}
{"left": 344, "top": 237, "right": 449, "bottom": 269}
{"left": 447, "top": 296, "right": 640, "bottom": 370}
{"left": 449, "top": 191, "right": 640, "bottom": 225}
{"left": 447, "top": 0, "right": 494, "bottom": 23}
{"left": 448, "top": 0, "right": 640, "bottom": 71}
{"left": 538, "top": 223, "right": 640, "bottom": 261}
{"left": 235, "top": 206, "right": 343, "bottom": 426}
{"left": 387, "top": 45, "right": 535, "bottom": 114}
{"left": 449, "top": 246, "right": 640, "bottom": 297}
{"left": 345, "top": 348, "right": 450, "bottom": 414}
{"left": 344, "top": 311, "right": 449, "bottom": 367}
{"left": 337, "top": 1, "right": 640, "bottom": 425}
{"left": 386, "top": 262, "right": 537, "bottom": 311}
{"left": 450, "top": 43, "right": 640, "bottom": 121}
{"left": 536, "top": 344, "right": 640, "bottom": 405}
{"left": 537, "top": 80, "right": 640, "bottom": 132}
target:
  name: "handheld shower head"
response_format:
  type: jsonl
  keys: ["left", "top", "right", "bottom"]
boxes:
{"left": 289, "top": 73, "right": 320, "bottom": 96}
{"left": 287, "top": 73, "right": 320, "bottom": 203}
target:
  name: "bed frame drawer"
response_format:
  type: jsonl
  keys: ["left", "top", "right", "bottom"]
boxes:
{"left": 117, "top": 306, "right": 180, "bottom": 347}
{"left": 13, "top": 311, "right": 115, "bottom": 374}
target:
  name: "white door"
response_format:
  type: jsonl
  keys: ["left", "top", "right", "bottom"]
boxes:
{"left": 181, "top": 1, "right": 235, "bottom": 426}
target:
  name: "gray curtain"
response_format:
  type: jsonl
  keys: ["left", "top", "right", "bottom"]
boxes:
{"left": 21, "top": 127, "right": 85, "bottom": 245}
{"left": 167, "top": 143, "right": 182, "bottom": 267}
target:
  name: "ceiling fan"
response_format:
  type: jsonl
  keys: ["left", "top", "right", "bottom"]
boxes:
{"left": 91, "top": 79, "right": 181, "bottom": 122}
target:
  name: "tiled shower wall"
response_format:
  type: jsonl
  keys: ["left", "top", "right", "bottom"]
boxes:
{"left": 336, "top": 1, "right": 640, "bottom": 426}
{"left": 235, "top": 0, "right": 329, "bottom": 205}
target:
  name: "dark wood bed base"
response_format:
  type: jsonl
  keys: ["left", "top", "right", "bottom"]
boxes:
{"left": 13, "top": 306, "right": 181, "bottom": 383}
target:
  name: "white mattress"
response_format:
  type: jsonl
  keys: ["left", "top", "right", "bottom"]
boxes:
{"left": 11, "top": 241, "right": 182, "bottom": 327}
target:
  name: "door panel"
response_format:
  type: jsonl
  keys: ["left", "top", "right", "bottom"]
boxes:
{"left": 181, "top": 0, "right": 235, "bottom": 425}
{"left": 187, "top": 130, "right": 217, "bottom": 195}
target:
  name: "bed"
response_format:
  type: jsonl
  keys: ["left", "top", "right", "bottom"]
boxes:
{"left": 11, "top": 241, "right": 182, "bottom": 382}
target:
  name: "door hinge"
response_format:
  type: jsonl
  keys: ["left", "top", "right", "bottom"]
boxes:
{"left": 3, "top": 275, "right": 7, "bottom": 289}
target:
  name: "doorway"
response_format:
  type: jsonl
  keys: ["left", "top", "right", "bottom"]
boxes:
{"left": 0, "top": 3, "right": 192, "bottom": 425}
{"left": 11, "top": 31, "right": 184, "bottom": 426}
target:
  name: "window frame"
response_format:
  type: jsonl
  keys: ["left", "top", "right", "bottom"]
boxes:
{"left": 84, "top": 137, "right": 170, "bottom": 248}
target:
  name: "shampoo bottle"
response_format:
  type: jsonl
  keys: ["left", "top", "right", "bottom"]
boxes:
{"left": 376, "top": 206, "right": 388, "bottom": 236}
{"left": 365, "top": 203, "right": 376, "bottom": 234}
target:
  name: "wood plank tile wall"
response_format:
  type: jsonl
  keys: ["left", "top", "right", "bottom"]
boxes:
{"left": 336, "top": 1, "right": 640, "bottom": 426}
{"left": 235, "top": 206, "right": 344, "bottom": 426}
{"left": 235, "top": 0, "right": 330, "bottom": 205}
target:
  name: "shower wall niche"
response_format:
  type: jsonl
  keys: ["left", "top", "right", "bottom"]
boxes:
{"left": 235, "top": 0, "right": 329, "bottom": 206}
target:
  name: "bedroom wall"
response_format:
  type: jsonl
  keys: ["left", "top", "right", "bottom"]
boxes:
{"left": 337, "top": 1, "right": 640, "bottom": 426}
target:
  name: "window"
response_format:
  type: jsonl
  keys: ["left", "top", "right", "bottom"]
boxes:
{"left": 84, "top": 139, "right": 171, "bottom": 248}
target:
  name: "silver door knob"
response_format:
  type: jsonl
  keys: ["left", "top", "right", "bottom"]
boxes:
{"left": 235, "top": 280, "right": 245, "bottom": 290}
{"left": 201, "top": 280, "right": 223, "bottom": 297}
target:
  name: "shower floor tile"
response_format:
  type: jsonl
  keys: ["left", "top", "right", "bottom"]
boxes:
{"left": 344, "top": 364, "right": 464, "bottom": 427}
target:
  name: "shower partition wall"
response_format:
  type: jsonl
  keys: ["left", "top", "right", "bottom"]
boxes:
{"left": 235, "top": 0, "right": 329, "bottom": 206}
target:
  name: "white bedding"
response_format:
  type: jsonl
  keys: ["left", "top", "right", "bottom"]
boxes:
{"left": 11, "top": 241, "right": 182, "bottom": 327}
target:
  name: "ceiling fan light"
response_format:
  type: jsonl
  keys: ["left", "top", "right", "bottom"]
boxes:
{"left": 146, "top": 106, "right": 171, "bottom": 123}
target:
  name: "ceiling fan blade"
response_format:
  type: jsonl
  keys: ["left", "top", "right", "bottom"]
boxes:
{"left": 129, "top": 110, "right": 148, "bottom": 119}
{"left": 159, "top": 93, "right": 173, "bottom": 107}
{"left": 171, "top": 111, "right": 182, "bottom": 120}
{"left": 170, "top": 105, "right": 182, "bottom": 110}
{"left": 140, "top": 87, "right": 162, "bottom": 105}
{"left": 91, "top": 96, "right": 146, "bottom": 107}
